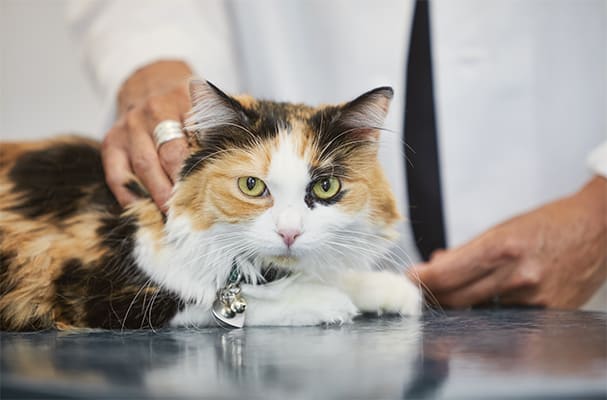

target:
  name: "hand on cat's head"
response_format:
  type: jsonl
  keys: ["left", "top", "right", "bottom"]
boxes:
{"left": 103, "top": 70, "right": 403, "bottom": 285}
{"left": 102, "top": 60, "right": 194, "bottom": 213}
{"left": 104, "top": 62, "right": 396, "bottom": 233}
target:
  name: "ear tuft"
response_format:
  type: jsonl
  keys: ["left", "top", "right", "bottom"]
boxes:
{"left": 340, "top": 86, "right": 394, "bottom": 131}
{"left": 185, "top": 79, "right": 245, "bottom": 134}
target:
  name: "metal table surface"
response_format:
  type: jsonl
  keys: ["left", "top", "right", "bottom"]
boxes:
{"left": 1, "top": 309, "right": 606, "bottom": 399}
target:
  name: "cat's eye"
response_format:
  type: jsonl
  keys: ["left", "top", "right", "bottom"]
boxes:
{"left": 238, "top": 176, "right": 267, "bottom": 197}
{"left": 312, "top": 177, "right": 341, "bottom": 200}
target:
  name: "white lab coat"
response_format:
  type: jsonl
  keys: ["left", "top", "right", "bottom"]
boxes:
{"left": 67, "top": 0, "right": 607, "bottom": 267}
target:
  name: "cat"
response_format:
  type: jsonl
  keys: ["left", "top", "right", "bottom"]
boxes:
{"left": 0, "top": 80, "right": 421, "bottom": 331}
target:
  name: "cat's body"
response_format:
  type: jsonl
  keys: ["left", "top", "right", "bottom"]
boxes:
{"left": 0, "top": 82, "right": 421, "bottom": 331}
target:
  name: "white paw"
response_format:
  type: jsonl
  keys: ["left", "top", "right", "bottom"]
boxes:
{"left": 340, "top": 271, "right": 422, "bottom": 316}
{"left": 242, "top": 281, "right": 359, "bottom": 326}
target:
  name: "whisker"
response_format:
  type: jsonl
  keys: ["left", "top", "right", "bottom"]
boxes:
{"left": 120, "top": 278, "right": 153, "bottom": 332}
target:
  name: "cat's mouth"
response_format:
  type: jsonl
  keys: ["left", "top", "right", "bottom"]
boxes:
{"left": 264, "top": 255, "right": 299, "bottom": 267}
{"left": 259, "top": 262, "right": 293, "bottom": 283}
{"left": 233, "top": 254, "right": 295, "bottom": 285}
{"left": 238, "top": 259, "right": 293, "bottom": 285}
{"left": 256, "top": 255, "right": 297, "bottom": 283}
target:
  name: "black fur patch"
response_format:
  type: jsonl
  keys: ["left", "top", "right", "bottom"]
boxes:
{"left": 181, "top": 100, "right": 301, "bottom": 178}
{"left": 0, "top": 249, "right": 17, "bottom": 296}
{"left": 308, "top": 87, "right": 391, "bottom": 175}
{"left": 7, "top": 141, "right": 119, "bottom": 219}
{"left": 260, "top": 264, "right": 292, "bottom": 283}
{"left": 309, "top": 164, "right": 349, "bottom": 181}
{"left": 53, "top": 217, "right": 183, "bottom": 329}
{"left": 252, "top": 101, "right": 294, "bottom": 138}
{"left": 124, "top": 180, "right": 149, "bottom": 199}
{"left": 0, "top": 248, "right": 46, "bottom": 331}
{"left": 52, "top": 256, "right": 183, "bottom": 329}
{"left": 91, "top": 184, "right": 122, "bottom": 215}
{"left": 308, "top": 107, "right": 376, "bottom": 176}
{"left": 96, "top": 215, "right": 138, "bottom": 248}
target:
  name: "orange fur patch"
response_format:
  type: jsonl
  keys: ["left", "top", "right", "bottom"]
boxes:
{"left": 0, "top": 90, "right": 400, "bottom": 330}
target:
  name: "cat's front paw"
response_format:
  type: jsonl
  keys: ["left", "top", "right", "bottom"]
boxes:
{"left": 340, "top": 271, "right": 422, "bottom": 316}
{"left": 242, "top": 281, "right": 359, "bottom": 326}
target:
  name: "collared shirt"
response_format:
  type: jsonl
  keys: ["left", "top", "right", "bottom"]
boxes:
{"left": 67, "top": 0, "right": 607, "bottom": 265}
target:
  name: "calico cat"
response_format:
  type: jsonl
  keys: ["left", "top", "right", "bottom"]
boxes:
{"left": 0, "top": 80, "right": 421, "bottom": 331}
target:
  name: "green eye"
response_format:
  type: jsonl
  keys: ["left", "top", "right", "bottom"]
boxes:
{"left": 312, "top": 177, "right": 341, "bottom": 200}
{"left": 238, "top": 176, "right": 267, "bottom": 197}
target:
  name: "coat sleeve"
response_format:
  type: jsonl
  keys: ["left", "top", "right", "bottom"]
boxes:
{"left": 65, "top": 0, "right": 238, "bottom": 105}
{"left": 588, "top": 141, "right": 607, "bottom": 179}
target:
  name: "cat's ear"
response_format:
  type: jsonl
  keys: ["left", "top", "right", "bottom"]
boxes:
{"left": 185, "top": 79, "right": 248, "bottom": 134}
{"left": 339, "top": 86, "right": 394, "bottom": 137}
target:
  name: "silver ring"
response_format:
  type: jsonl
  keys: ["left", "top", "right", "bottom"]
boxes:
{"left": 153, "top": 120, "right": 185, "bottom": 150}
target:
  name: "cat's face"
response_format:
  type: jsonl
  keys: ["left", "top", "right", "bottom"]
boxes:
{"left": 169, "top": 81, "right": 400, "bottom": 280}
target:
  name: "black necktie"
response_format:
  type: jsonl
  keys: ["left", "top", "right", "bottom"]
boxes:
{"left": 404, "top": 0, "right": 447, "bottom": 261}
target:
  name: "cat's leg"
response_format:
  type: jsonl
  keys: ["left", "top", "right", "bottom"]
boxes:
{"left": 169, "top": 277, "right": 359, "bottom": 327}
{"left": 170, "top": 303, "right": 214, "bottom": 327}
{"left": 241, "top": 277, "right": 359, "bottom": 326}
{"left": 333, "top": 270, "right": 422, "bottom": 316}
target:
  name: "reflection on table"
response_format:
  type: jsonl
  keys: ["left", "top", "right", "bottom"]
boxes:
{"left": 1, "top": 310, "right": 605, "bottom": 399}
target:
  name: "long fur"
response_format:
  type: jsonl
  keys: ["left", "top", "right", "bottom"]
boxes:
{"left": 0, "top": 82, "right": 420, "bottom": 331}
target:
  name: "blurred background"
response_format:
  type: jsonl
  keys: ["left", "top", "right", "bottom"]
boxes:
{"left": 1, "top": 0, "right": 103, "bottom": 140}
{"left": 0, "top": 0, "right": 607, "bottom": 308}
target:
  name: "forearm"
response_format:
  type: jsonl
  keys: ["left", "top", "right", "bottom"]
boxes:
{"left": 574, "top": 175, "right": 607, "bottom": 266}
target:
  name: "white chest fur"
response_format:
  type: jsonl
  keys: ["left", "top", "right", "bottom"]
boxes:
{"left": 134, "top": 214, "right": 421, "bottom": 327}
{"left": 170, "top": 270, "right": 421, "bottom": 327}
{"left": 133, "top": 215, "right": 231, "bottom": 310}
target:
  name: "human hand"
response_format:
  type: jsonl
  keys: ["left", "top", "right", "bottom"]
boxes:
{"left": 102, "top": 60, "right": 194, "bottom": 212}
{"left": 409, "top": 176, "right": 607, "bottom": 309}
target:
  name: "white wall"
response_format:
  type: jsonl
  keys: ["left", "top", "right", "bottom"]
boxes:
{"left": 1, "top": 0, "right": 606, "bottom": 311}
{"left": 0, "top": 0, "right": 103, "bottom": 141}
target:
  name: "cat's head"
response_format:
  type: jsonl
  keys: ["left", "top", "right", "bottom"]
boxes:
{"left": 168, "top": 80, "right": 400, "bottom": 283}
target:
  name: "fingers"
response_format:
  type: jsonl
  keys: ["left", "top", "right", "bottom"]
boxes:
{"left": 158, "top": 138, "right": 190, "bottom": 183}
{"left": 408, "top": 227, "right": 527, "bottom": 310}
{"left": 409, "top": 234, "right": 499, "bottom": 294}
{"left": 102, "top": 134, "right": 138, "bottom": 207}
{"left": 141, "top": 89, "right": 190, "bottom": 187}
{"left": 498, "top": 286, "right": 549, "bottom": 308}
{"left": 126, "top": 115, "right": 173, "bottom": 213}
{"left": 434, "top": 260, "right": 515, "bottom": 308}
{"left": 101, "top": 83, "right": 192, "bottom": 212}
{"left": 492, "top": 263, "right": 546, "bottom": 307}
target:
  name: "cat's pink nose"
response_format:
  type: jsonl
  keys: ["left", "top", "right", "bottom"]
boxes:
{"left": 278, "top": 229, "right": 301, "bottom": 247}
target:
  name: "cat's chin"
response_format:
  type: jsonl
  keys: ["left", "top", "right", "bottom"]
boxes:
{"left": 261, "top": 255, "right": 299, "bottom": 268}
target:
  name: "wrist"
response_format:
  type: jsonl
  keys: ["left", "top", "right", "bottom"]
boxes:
{"left": 576, "top": 176, "right": 607, "bottom": 256}
{"left": 117, "top": 60, "right": 194, "bottom": 115}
